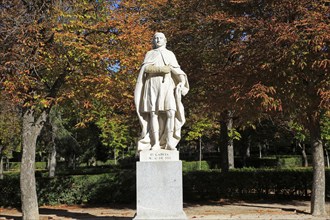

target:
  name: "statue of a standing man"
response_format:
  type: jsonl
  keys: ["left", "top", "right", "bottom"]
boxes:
{"left": 134, "top": 32, "right": 189, "bottom": 151}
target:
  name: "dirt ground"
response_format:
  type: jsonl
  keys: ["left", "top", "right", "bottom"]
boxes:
{"left": 1, "top": 200, "right": 329, "bottom": 220}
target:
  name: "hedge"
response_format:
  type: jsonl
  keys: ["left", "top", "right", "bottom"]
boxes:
{"left": 0, "top": 168, "right": 329, "bottom": 207}
{"left": 0, "top": 170, "right": 136, "bottom": 207}
{"left": 37, "top": 170, "right": 136, "bottom": 205}
{"left": 183, "top": 168, "right": 330, "bottom": 201}
{"left": 0, "top": 174, "right": 21, "bottom": 206}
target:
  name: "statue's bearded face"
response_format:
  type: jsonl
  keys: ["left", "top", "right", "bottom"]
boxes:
{"left": 153, "top": 33, "right": 166, "bottom": 48}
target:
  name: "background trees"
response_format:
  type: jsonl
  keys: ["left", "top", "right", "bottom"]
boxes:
{"left": 1, "top": 0, "right": 154, "bottom": 218}
{"left": 145, "top": 0, "right": 329, "bottom": 216}
{"left": 0, "top": 0, "right": 328, "bottom": 218}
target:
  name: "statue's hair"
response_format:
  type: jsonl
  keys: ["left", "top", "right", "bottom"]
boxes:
{"left": 152, "top": 32, "right": 167, "bottom": 49}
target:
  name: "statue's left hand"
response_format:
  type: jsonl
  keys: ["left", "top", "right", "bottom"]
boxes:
{"left": 177, "top": 82, "right": 188, "bottom": 96}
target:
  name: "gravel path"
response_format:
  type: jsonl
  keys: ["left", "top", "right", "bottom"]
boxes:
{"left": 1, "top": 200, "right": 329, "bottom": 220}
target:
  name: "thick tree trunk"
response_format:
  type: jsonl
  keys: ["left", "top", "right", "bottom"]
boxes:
{"left": 20, "top": 110, "right": 47, "bottom": 220}
{"left": 220, "top": 110, "right": 234, "bottom": 172}
{"left": 309, "top": 114, "right": 327, "bottom": 216}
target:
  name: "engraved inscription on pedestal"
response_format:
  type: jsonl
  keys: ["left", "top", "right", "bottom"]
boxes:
{"left": 139, "top": 149, "right": 179, "bottom": 162}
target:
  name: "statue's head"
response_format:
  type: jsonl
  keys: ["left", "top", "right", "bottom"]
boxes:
{"left": 152, "top": 32, "right": 167, "bottom": 49}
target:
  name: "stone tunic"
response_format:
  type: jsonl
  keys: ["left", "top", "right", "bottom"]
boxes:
{"left": 141, "top": 49, "right": 176, "bottom": 113}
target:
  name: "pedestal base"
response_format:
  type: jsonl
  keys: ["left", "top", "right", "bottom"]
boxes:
{"left": 134, "top": 161, "right": 187, "bottom": 220}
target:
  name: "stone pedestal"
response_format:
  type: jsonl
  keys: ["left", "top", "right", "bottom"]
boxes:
{"left": 134, "top": 150, "right": 187, "bottom": 220}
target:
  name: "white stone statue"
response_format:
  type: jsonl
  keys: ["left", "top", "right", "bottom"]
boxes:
{"left": 134, "top": 32, "right": 189, "bottom": 151}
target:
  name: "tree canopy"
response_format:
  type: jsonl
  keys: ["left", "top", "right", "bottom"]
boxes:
{"left": 0, "top": 0, "right": 329, "bottom": 218}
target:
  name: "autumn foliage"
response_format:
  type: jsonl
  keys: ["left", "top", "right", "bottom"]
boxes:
{"left": 0, "top": 0, "right": 329, "bottom": 218}
{"left": 147, "top": 0, "right": 329, "bottom": 216}
{"left": 0, "top": 0, "right": 158, "bottom": 218}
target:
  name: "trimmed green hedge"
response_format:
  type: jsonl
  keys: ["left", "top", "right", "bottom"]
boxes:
{"left": 0, "top": 168, "right": 329, "bottom": 207}
{"left": 0, "top": 170, "right": 136, "bottom": 207}
{"left": 183, "top": 168, "right": 329, "bottom": 201}
{"left": 37, "top": 170, "right": 135, "bottom": 205}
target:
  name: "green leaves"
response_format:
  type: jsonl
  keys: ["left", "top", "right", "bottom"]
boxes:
{"left": 288, "top": 121, "right": 307, "bottom": 142}
{"left": 186, "top": 117, "right": 214, "bottom": 141}
{"left": 321, "top": 113, "right": 330, "bottom": 147}
{"left": 96, "top": 115, "right": 129, "bottom": 152}
{"left": 228, "top": 128, "right": 241, "bottom": 141}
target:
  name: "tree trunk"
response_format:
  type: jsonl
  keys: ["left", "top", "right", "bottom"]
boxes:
{"left": 228, "top": 137, "right": 234, "bottom": 169}
{"left": 309, "top": 113, "right": 326, "bottom": 216}
{"left": 298, "top": 142, "right": 308, "bottom": 167}
{"left": 198, "top": 137, "right": 202, "bottom": 170}
{"left": 49, "top": 144, "right": 56, "bottom": 178}
{"left": 258, "top": 143, "right": 262, "bottom": 158}
{"left": 114, "top": 148, "right": 117, "bottom": 165}
{"left": 49, "top": 119, "right": 58, "bottom": 178}
{"left": 242, "top": 136, "right": 251, "bottom": 167}
{"left": 0, "top": 146, "right": 3, "bottom": 179}
{"left": 5, "top": 157, "right": 9, "bottom": 171}
{"left": 20, "top": 110, "right": 47, "bottom": 220}
{"left": 325, "top": 147, "right": 329, "bottom": 168}
{"left": 0, "top": 156, "right": 3, "bottom": 180}
{"left": 220, "top": 110, "right": 234, "bottom": 172}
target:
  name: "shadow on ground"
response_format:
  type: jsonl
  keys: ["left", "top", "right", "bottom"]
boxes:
{"left": 0, "top": 215, "right": 21, "bottom": 220}
{"left": 41, "top": 208, "right": 134, "bottom": 220}
{"left": 183, "top": 199, "right": 311, "bottom": 215}
{"left": 0, "top": 208, "right": 134, "bottom": 220}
